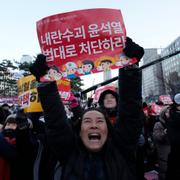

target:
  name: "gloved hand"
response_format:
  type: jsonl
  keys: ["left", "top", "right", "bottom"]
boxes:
{"left": 123, "top": 37, "right": 144, "bottom": 61}
{"left": 16, "top": 110, "right": 29, "bottom": 130}
{"left": 29, "top": 54, "right": 49, "bottom": 81}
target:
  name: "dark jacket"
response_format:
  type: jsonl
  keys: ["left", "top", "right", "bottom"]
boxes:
{"left": 166, "top": 105, "right": 180, "bottom": 180}
{"left": 26, "top": 113, "right": 60, "bottom": 180}
{"left": 37, "top": 66, "right": 143, "bottom": 180}
{"left": 153, "top": 107, "right": 170, "bottom": 180}
{"left": 0, "top": 128, "right": 38, "bottom": 180}
{"left": 34, "top": 133, "right": 61, "bottom": 180}
{"left": 0, "top": 134, "right": 16, "bottom": 180}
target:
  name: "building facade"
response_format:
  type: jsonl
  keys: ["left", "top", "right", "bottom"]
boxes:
{"left": 142, "top": 48, "right": 165, "bottom": 101}
{"left": 142, "top": 36, "right": 180, "bottom": 102}
{"left": 161, "top": 36, "right": 180, "bottom": 95}
{"left": 0, "top": 70, "right": 17, "bottom": 96}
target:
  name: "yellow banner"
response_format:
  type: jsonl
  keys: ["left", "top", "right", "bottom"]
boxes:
{"left": 17, "top": 75, "right": 43, "bottom": 112}
{"left": 17, "top": 75, "right": 71, "bottom": 112}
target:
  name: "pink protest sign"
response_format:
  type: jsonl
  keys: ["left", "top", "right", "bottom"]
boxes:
{"left": 37, "top": 8, "right": 137, "bottom": 79}
{"left": 158, "top": 95, "right": 173, "bottom": 105}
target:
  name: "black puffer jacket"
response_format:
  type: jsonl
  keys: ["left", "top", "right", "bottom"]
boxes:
{"left": 0, "top": 128, "right": 38, "bottom": 180}
{"left": 166, "top": 105, "right": 180, "bottom": 180}
{"left": 37, "top": 66, "right": 143, "bottom": 180}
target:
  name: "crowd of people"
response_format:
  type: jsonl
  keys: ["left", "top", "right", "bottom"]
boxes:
{"left": 0, "top": 37, "right": 179, "bottom": 180}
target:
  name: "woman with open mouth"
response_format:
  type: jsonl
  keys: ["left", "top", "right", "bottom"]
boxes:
{"left": 29, "top": 37, "right": 144, "bottom": 180}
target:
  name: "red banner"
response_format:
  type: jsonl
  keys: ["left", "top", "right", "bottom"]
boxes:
{"left": 37, "top": 8, "right": 137, "bottom": 79}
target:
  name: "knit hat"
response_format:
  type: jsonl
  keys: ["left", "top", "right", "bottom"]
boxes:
{"left": 174, "top": 93, "right": 180, "bottom": 105}
{"left": 98, "top": 89, "right": 118, "bottom": 108}
{"left": 3, "top": 114, "right": 16, "bottom": 129}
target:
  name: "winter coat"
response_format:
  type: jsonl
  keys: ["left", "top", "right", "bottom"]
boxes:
{"left": 37, "top": 66, "right": 143, "bottom": 180}
{"left": 33, "top": 133, "right": 61, "bottom": 180}
{"left": 26, "top": 113, "right": 61, "bottom": 180}
{"left": 0, "top": 134, "right": 16, "bottom": 180}
{"left": 166, "top": 105, "right": 180, "bottom": 180}
{"left": 153, "top": 107, "right": 170, "bottom": 180}
{"left": 0, "top": 129, "right": 38, "bottom": 180}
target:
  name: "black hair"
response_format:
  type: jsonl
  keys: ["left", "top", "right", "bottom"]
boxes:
{"left": 98, "top": 90, "right": 118, "bottom": 108}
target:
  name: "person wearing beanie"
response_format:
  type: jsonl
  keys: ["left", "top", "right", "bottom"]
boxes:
{"left": 153, "top": 107, "right": 171, "bottom": 180}
{"left": 0, "top": 114, "right": 17, "bottom": 180}
{"left": 165, "top": 93, "right": 180, "bottom": 180}
{"left": 173, "top": 93, "right": 180, "bottom": 108}
{"left": 98, "top": 89, "right": 119, "bottom": 125}
{"left": 0, "top": 111, "right": 38, "bottom": 180}
{"left": 29, "top": 36, "right": 144, "bottom": 180}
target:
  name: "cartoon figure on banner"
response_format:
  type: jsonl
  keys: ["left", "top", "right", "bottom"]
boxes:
{"left": 63, "top": 62, "right": 78, "bottom": 79}
{"left": 40, "top": 65, "right": 63, "bottom": 81}
{"left": 115, "top": 53, "right": 131, "bottom": 67}
{"left": 97, "top": 59, "right": 113, "bottom": 72}
{"left": 78, "top": 59, "right": 94, "bottom": 75}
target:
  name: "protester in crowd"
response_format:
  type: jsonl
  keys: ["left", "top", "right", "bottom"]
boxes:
{"left": 165, "top": 93, "right": 180, "bottom": 180}
{"left": 97, "top": 38, "right": 146, "bottom": 179}
{"left": 98, "top": 37, "right": 144, "bottom": 126}
{"left": 0, "top": 104, "right": 11, "bottom": 125}
{"left": 0, "top": 110, "right": 38, "bottom": 180}
{"left": 153, "top": 107, "right": 171, "bottom": 180}
{"left": 0, "top": 115, "right": 16, "bottom": 180}
{"left": 29, "top": 37, "right": 144, "bottom": 180}
{"left": 98, "top": 93, "right": 146, "bottom": 180}
{"left": 144, "top": 102, "right": 159, "bottom": 172}
{"left": 1, "top": 103, "right": 11, "bottom": 114}
{"left": 98, "top": 89, "right": 118, "bottom": 125}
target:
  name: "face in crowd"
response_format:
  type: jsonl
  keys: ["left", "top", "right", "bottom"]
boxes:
{"left": 80, "top": 110, "right": 108, "bottom": 152}
{"left": 4, "top": 122, "right": 17, "bottom": 130}
{"left": 103, "top": 94, "right": 117, "bottom": 109}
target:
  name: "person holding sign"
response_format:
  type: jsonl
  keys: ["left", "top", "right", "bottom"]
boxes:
{"left": 29, "top": 37, "right": 144, "bottom": 180}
